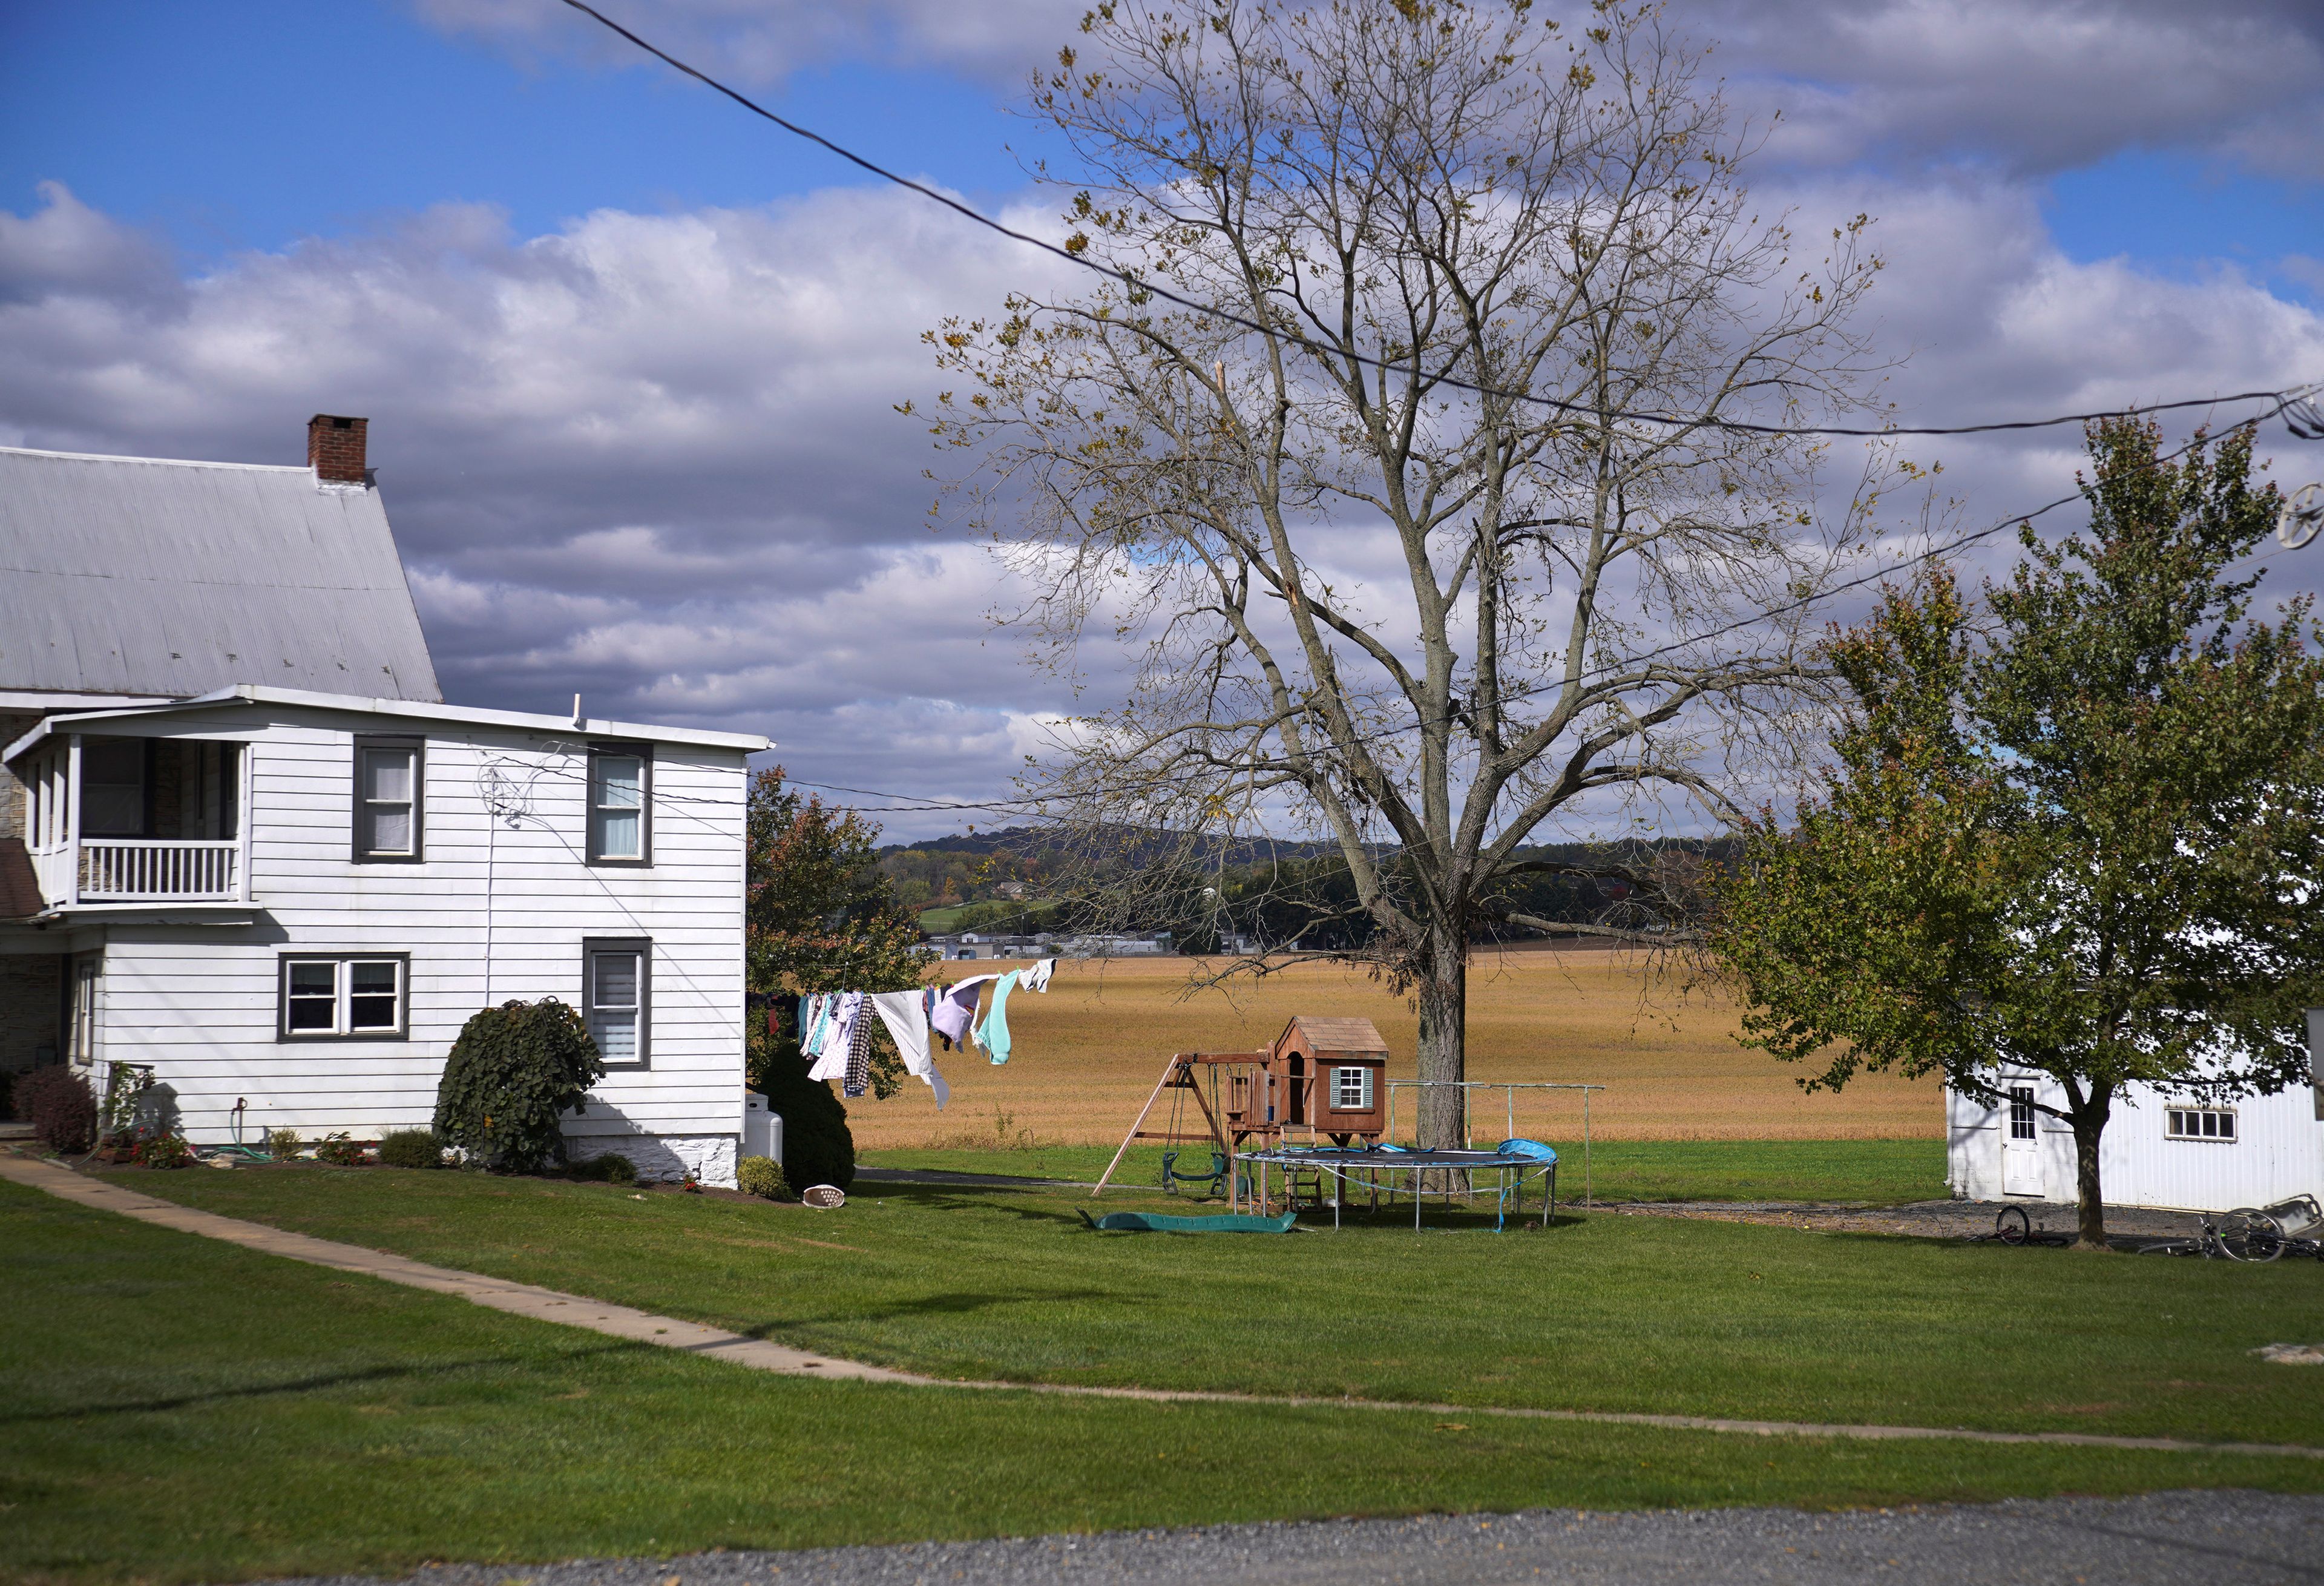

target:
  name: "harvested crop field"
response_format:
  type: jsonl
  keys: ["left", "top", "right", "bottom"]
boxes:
{"left": 856, "top": 947, "right": 1938, "bottom": 1150}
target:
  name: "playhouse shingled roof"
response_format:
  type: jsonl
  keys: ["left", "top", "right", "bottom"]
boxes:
{"left": 1277, "top": 1015, "right": 1390, "bottom": 1054}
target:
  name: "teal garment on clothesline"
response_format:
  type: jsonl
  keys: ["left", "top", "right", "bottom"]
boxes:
{"left": 977, "top": 971, "right": 1019, "bottom": 1064}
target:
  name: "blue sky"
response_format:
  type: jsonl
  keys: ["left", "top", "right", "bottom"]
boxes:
{"left": 4, "top": 1, "right": 2322, "bottom": 838}
{"left": 0, "top": 1, "right": 1043, "bottom": 256}
{"left": 7, "top": 2, "right": 2314, "bottom": 283}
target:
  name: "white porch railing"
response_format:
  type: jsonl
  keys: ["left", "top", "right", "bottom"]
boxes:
{"left": 76, "top": 839, "right": 241, "bottom": 902}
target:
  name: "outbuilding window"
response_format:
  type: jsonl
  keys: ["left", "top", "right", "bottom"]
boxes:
{"left": 2007, "top": 1085, "right": 2037, "bottom": 1141}
{"left": 278, "top": 954, "right": 409, "bottom": 1039}
{"left": 352, "top": 737, "right": 424, "bottom": 861}
{"left": 1331, "top": 1065, "right": 1374, "bottom": 1111}
{"left": 587, "top": 746, "right": 650, "bottom": 864}
{"left": 2166, "top": 1107, "right": 2237, "bottom": 1142}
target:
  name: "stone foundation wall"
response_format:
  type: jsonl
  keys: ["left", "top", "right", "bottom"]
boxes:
{"left": 565, "top": 1131, "right": 739, "bottom": 1190}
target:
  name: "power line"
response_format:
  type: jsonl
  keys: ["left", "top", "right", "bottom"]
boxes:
{"left": 763, "top": 407, "right": 2309, "bottom": 818}
{"left": 556, "top": 0, "right": 2317, "bottom": 443}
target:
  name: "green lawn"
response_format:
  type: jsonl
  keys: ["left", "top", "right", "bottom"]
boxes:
{"left": 23, "top": 1180, "right": 2319, "bottom": 1586}
{"left": 862, "top": 1137, "right": 1951, "bottom": 1205}
{"left": 87, "top": 1162, "right": 2324, "bottom": 1450}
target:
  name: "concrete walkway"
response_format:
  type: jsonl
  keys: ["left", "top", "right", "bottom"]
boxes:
{"left": 7, "top": 1148, "right": 2320, "bottom": 1463}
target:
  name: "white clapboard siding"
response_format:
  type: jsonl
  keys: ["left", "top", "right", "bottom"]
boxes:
{"left": 74, "top": 702, "right": 751, "bottom": 1160}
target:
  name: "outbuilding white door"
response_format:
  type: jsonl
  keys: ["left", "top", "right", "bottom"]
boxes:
{"left": 2001, "top": 1084, "right": 2045, "bottom": 1197}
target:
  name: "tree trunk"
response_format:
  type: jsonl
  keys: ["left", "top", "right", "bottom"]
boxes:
{"left": 1414, "top": 929, "right": 1468, "bottom": 1154}
{"left": 2069, "top": 1094, "right": 2113, "bottom": 1251}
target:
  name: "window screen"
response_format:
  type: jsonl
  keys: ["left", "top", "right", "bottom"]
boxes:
{"left": 80, "top": 738, "right": 146, "bottom": 837}
{"left": 589, "top": 751, "right": 647, "bottom": 861}
{"left": 353, "top": 739, "right": 423, "bottom": 860}
{"left": 586, "top": 940, "right": 649, "bottom": 1065}
{"left": 279, "top": 956, "right": 408, "bottom": 1039}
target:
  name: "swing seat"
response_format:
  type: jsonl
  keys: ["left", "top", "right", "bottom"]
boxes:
{"left": 1160, "top": 1148, "right": 1229, "bottom": 1197}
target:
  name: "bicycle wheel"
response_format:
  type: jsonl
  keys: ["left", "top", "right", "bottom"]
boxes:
{"left": 2217, "top": 1209, "right": 2285, "bottom": 1263}
{"left": 1995, "top": 1205, "right": 2032, "bottom": 1246}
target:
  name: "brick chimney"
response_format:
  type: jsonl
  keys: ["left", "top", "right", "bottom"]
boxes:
{"left": 307, "top": 414, "right": 368, "bottom": 483}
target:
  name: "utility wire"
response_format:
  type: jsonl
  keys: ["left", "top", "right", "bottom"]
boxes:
{"left": 556, "top": 0, "right": 2317, "bottom": 443}
{"left": 741, "top": 406, "right": 2312, "bottom": 817}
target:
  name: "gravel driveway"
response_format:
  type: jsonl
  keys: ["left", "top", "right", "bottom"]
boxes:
{"left": 294, "top": 1491, "right": 2322, "bottom": 1586}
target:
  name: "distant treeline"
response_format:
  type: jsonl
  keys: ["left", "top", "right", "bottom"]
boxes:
{"left": 877, "top": 825, "right": 1728, "bottom": 947}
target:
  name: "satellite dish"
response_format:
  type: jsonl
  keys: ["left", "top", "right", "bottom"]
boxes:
{"left": 2277, "top": 481, "right": 2323, "bottom": 551}
{"left": 801, "top": 1183, "right": 846, "bottom": 1209}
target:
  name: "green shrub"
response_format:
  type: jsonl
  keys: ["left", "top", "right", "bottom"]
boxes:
{"left": 736, "top": 1154, "right": 786, "bottom": 1198}
{"left": 749, "top": 1033, "right": 854, "bottom": 1194}
{"left": 18, "top": 1066, "right": 97, "bottom": 1154}
{"left": 376, "top": 1128, "right": 444, "bottom": 1170}
{"left": 569, "top": 1152, "right": 637, "bottom": 1185}
{"left": 433, "top": 999, "right": 606, "bottom": 1174}
{"left": 265, "top": 1127, "right": 303, "bottom": 1160}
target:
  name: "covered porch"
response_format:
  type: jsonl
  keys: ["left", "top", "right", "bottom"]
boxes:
{"left": 14, "top": 732, "right": 248, "bottom": 906}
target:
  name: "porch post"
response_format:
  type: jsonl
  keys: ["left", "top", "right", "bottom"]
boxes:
{"left": 65, "top": 734, "right": 82, "bottom": 906}
{"left": 238, "top": 741, "right": 254, "bottom": 903}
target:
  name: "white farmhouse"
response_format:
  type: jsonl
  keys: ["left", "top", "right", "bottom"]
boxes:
{"left": 1948, "top": 1058, "right": 2324, "bottom": 1213}
{"left": 0, "top": 419, "right": 767, "bottom": 1186}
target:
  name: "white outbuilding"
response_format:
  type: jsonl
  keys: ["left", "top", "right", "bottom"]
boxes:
{"left": 1947, "top": 1040, "right": 2324, "bottom": 1213}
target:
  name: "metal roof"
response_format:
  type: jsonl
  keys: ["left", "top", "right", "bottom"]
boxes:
{"left": 3, "top": 685, "right": 771, "bottom": 761}
{"left": 0, "top": 444, "right": 441, "bottom": 702}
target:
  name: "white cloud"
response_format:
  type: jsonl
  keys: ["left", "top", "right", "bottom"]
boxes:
{"left": 4, "top": 145, "right": 2320, "bottom": 838}
{"left": 1698, "top": 0, "right": 2324, "bottom": 179}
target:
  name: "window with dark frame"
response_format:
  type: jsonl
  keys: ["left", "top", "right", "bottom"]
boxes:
{"left": 587, "top": 746, "right": 649, "bottom": 863}
{"left": 353, "top": 737, "right": 423, "bottom": 860}
{"left": 2007, "top": 1085, "right": 2037, "bottom": 1141}
{"left": 278, "top": 955, "right": 409, "bottom": 1039}
{"left": 585, "top": 938, "right": 649, "bottom": 1065}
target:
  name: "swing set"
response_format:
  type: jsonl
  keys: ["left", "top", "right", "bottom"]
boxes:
{"left": 1091, "top": 1017, "right": 1395, "bottom": 1209}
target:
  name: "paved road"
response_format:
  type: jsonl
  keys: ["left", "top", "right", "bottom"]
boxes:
{"left": 286, "top": 1492, "right": 2322, "bottom": 1585}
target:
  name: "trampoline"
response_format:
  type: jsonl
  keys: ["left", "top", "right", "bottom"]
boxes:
{"left": 1235, "top": 1140, "right": 1560, "bottom": 1231}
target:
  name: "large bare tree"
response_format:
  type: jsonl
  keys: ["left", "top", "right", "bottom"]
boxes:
{"left": 918, "top": 0, "right": 1891, "bottom": 1147}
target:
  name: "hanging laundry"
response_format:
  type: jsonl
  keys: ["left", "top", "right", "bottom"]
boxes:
{"left": 1020, "top": 957, "right": 1057, "bottom": 993}
{"left": 842, "top": 1005, "right": 873, "bottom": 1098}
{"left": 871, "top": 990, "right": 948, "bottom": 1108}
{"left": 806, "top": 991, "right": 863, "bottom": 1084}
{"left": 977, "top": 970, "right": 1021, "bottom": 1065}
{"left": 930, "top": 974, "right": 997, "bottom": 1052}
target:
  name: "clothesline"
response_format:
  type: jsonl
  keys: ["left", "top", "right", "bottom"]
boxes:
{"left": 797, "top": 958, "right": 1057, "bottom": 1107}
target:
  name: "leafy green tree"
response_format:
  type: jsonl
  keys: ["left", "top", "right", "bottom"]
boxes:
{"left": 745, "top": 767, "right": 931, "bottom": 1104}
{"left": 1713, "top": 420, "right": 2324, "bottom": 1247}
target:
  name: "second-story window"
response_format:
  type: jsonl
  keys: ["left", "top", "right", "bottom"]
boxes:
{"left": 353, "top": 736, "right": 424, "bottom": 861}
{"left": 588, "top": 746, "right": 649, "bottom": 863}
